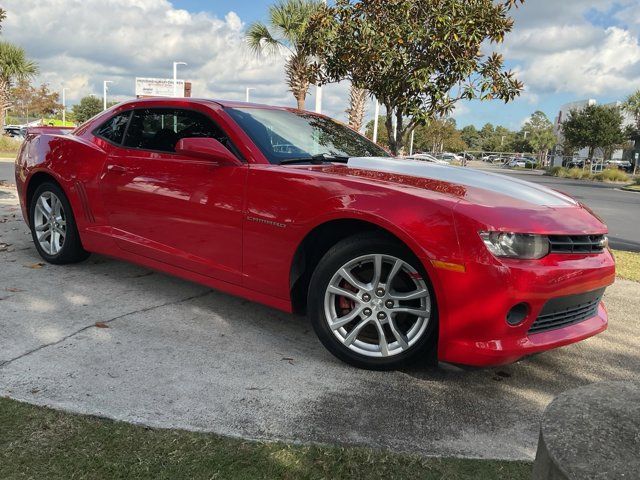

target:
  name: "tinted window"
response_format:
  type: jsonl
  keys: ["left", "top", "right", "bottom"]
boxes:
{"left": 122, "top": 108, "right": 229, "bottom": 153}
{"left": 225, "top": 107, "right": 388, "bottom": 164}
{"left": 94, "top": 111, "right": 132, "bottom": 144}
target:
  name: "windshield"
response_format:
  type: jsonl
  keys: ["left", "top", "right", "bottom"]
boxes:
{"left": 225, "top": 107, "right": 388, "bottom": 164}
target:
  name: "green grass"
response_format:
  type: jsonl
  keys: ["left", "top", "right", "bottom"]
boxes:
{"left": 0, "top": 397, "right": 531, "bottom": 480}
{"left": 41, "top": 118, "right": 75, "bottom": 127}
{"left": 613, "top": 249, "right": 640, "bottom": 282}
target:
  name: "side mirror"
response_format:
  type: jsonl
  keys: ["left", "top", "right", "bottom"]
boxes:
{"left": 175, "top": 137, "right": 242, "bottom": 166}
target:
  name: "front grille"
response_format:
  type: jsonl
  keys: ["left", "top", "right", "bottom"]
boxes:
{"left": 548, "top": 234, "right": 606, "bottom": 254}
{"left": 528, "top": 288, "right": 605, "bottom": 334}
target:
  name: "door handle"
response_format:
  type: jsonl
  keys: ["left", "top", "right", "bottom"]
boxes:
{"left": 107, "top": 164, "right": 127, "bottom": 173}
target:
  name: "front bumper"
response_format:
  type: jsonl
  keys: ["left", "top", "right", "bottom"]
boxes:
{"left": 432, "top": 250, "right": 615, "bottom": 367}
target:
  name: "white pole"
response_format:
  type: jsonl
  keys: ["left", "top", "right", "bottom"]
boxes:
{"left": 392, "top": 110, "right": 397, "bottom": 141}
{"left": 103, "top": 81, "right": 113, "bottom": 111}
{"left": 173, "top": 62, "right": 187, "bottom": 97}
{"left": 62, "top": 88, "right": 67, "bottom": 126}
{"left": 410, "top": 129, "right": 415, "bottom": 156}
{"left": 372, "top": 100, "right": 380, "bottom": 143}
{"left": 314, "top": 0, "right": 327, "bottom": 113}
{"left": 315, "top": 85, "right": 323, "bottom": 114}
{"left": 245, "top": 87, "right": 255, "bottom": 102}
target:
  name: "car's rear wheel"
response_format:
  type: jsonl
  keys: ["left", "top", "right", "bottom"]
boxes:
{"left": 29, "top": 182, "right": 90, "bottom": 264}
{"left": 308, "top": 233, "right": 437, "bottom": 370}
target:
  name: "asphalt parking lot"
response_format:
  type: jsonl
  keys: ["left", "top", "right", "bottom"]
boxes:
{"left": 1, "top": 163, "right": 639, "bottom": 461}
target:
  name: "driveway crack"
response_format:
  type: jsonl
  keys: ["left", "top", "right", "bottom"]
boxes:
{"left": 0, "top": 290, "right": 211, "bottom": 369}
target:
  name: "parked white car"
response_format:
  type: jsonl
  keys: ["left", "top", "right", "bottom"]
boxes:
{"left": 437, "top": 152, "right": 463, "bottom": 162}
{"left": 406, "top": 153, "right": 450, "bottom": 165}
{"left": 507, "top": 158, "right": 536, "bottom": 168}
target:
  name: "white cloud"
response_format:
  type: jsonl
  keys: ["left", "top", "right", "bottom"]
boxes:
{"left": 505, "top": 26, "right": 640, "bottom": 96}
{"left": 2, "top": 0, "right": 351, "bottom": 115}
{"left": 2, "top": 0, "right": 639, "bottom": 126}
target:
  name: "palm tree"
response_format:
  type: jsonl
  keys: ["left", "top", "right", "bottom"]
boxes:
{"left": 623, "top": 90, "right": 640, "bottom": 131}
{"left": 246, "top": 0, "right": 321, "bottom": 110}
{"left": 0, "top": 41, "right": 38, "bottom": 127}
{"left": 346, "top": 85, "right": 367, "bottom": 131}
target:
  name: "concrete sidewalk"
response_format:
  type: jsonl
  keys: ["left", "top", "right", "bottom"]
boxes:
{"left": 1, "top": 181, "right": 638, "bottom": 461}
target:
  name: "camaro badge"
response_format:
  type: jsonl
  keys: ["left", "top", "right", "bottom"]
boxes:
{"left": 246, "top": 216, "right": 286, "bottom": 228}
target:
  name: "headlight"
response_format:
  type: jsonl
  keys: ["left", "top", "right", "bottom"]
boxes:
{"left": 479, "top": 231, "right": 549, "bottom": 259}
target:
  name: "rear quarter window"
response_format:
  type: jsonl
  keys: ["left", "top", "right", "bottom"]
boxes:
{"left": 93, "top": 111, "right": 132, "bottom": 145}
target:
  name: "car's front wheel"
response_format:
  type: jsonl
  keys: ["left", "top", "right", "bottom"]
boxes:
{"left": 308, "top": 233, "right": 437, "bottom": 370}
{"left": 29, "top": 182, "right": 90, "bottom": 264}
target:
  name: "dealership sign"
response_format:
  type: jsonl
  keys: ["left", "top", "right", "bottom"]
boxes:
{"left": 135, "top": 77, "right": 185, "bottom": 98}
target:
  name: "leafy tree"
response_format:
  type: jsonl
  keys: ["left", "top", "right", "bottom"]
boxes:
{"left": 623, "top": 90, "right": 640, "bottom": 131}
{"left": 562, "top": 105, "right": 626, "bottom": 160}
{"left": 413, "top": 118, "right": 467, "bottom": 153}
{"left": 346, "top": 85, "right": 367, "bottom": 131}
{"left": 304, "top": 0, "right": 524, "bottom": 154}
{"left": 246, "top": 0, "right": 322, "bottom": 110}
{"left": 0, "top": 8, "right": 6, "bottom": 31}
{"left": 10, "top": 79, "right": 63, "bottom": 120}
{"left": 460, "top": 125, "right": 482, "bottom": 150}
{"left": 0, "top": 41, "right": 38, "bottom": 127}
{"left": 72, "top": 96, "right": 104, "bottom": 124}
{"left": 521, "top": 110, "right": 555, "bottom": 159}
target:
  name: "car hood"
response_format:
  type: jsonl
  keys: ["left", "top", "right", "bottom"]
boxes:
{"left": 340, "top": 157, "right": 577, "bottom": 208}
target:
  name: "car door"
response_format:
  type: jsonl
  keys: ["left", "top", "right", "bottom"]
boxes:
{"left": 99, "top": 107, "right": 246, "bottom": 285}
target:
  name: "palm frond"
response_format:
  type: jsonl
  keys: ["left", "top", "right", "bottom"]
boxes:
{"left": 245, "top": 22, "right": 283, "bottom": 57}
{"left": 270, "top": 0, "right": 322, "bottom": 47}
{"left": 0, "top": 41, "right": 38, "bottom": 83}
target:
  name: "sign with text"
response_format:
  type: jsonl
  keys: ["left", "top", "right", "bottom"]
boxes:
{"left": 135, "top": 77, "right": 186, "bottom": 98}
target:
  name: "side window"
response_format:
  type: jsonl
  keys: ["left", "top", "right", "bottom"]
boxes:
{"left": 122, "top": 108, "right": 228, "bottom": 153}
{"left": 93, "top": 111, "right": 132, "bottom": 145}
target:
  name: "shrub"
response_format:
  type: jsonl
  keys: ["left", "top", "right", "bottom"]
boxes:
{"left": 548, "top": 166, "right": 565, "bottom": 176}
{"left": 0, "top": 135, "right": 22, "bottom": 154}
{"left": 566, "top": 167, "right": 593, "bottom": 180}
{"left": 593, "top": 168, "right": 629, "bottom": 182}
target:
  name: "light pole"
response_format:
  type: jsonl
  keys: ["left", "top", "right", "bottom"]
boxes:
{"left": 409, "top": 129, "right": 415, "bottom": 156}
{"left": 245, "top": 87, "right": 255, "bottom": 102}
{"left": 372, "top": 100, "right": 380, "bottom": 144}
{"left": 392, "top": 110, "right": 397, "bottom": 142}
{"left": 173, "top": 61, "right": 187, "bottom": 97}
{"left": 103, "top": 81, "right": 113, "bottom": 111}
{"left": 315, "top": 0, "right": 327, "bottom": 113}
{"left": 61, "top": 88, "right": 67, "bottom": 126}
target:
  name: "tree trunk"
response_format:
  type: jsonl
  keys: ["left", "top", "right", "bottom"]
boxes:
{"left": 346, "top": 85, "right": 367, "bottom": 131}
{"left": 384, "top": 108, "right": 396, "bottom": 155}
{"left": 286, "top": 54, "right": 311, "bottom": 111}
{"left": 296, "top": 92, "right": 306, "bottom": 111}
{"left": 0, "top": 78, "right": 9, "bottom": 128}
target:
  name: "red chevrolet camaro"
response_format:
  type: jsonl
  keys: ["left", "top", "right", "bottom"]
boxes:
{"left": 15, "top": 98, "right": 615, "bottom": 369}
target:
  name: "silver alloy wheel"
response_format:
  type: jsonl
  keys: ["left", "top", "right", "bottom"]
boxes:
{"left": 324, "top": 253, "right": 431, "bottom": 358}
{"left": 33, "top": 191, "right": 66, "bottom": 255}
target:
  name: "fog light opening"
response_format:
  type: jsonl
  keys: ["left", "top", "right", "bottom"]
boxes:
{"left": 507, "top": 303, "right": 529, "bottom": 326}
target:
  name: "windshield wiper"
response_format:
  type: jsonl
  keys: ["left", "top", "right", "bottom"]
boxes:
{"left": 279, "top": 154, "right": 350, "bottom": 165}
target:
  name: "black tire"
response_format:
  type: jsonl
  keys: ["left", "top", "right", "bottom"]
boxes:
{"left": 308, "top": 232, "right": 438, "bottom": 370}
{"left": 29, "top": 181, "right": 90, "bottom": 264}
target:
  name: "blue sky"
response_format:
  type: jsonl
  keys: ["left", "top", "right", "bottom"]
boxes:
{"left": 4, "top": 0, "right": 640, "bottom": 130}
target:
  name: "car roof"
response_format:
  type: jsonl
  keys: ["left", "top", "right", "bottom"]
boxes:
{"left": 115, "top": 97, "right": 307, "bottom": 113}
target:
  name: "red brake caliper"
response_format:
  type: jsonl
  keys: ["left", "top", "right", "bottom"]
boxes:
{"left": 338, "top": 280, "right": 357, "bottom": 315}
